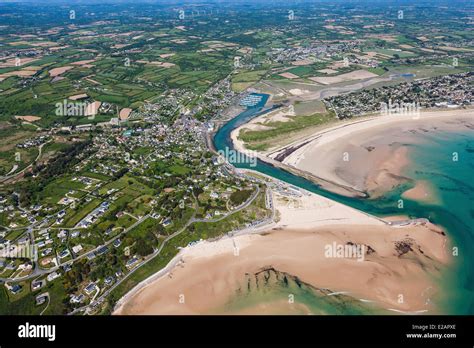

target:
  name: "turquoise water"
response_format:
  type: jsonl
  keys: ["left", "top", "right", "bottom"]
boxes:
{"left": 219, "top": 269, "right": 389, "bottom": 315}
{"left": 404, "top": 132, "right": 474, "bottom": 314}
{"left": 213, "top": 94, "right": 474, "bottom": 314}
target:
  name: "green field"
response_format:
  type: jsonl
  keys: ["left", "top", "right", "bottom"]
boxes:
{"left": 62, "top": 198, "right": 102, "bottom": 228}
{"left": 238, "top": 112, "right": 336, "bottom": 151}
{"left": 107, "top": 189, "right": 269, "bottom": 312}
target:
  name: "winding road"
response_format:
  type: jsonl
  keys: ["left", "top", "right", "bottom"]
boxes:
{"left": 69, "top": 185, "right": 262, "bottom": 315}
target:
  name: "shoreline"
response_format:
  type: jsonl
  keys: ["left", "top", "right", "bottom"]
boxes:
{"left": 114, "top": 188, "right": 450, "bottom": 315}
{"left": 112, "top": 207, "right": 278, "bottom": 314}
{"left": 113, "top": 108, "right": 468, "bottom": 316}
{"left": 231, "top": 108, "right": 474, "bottom": 198}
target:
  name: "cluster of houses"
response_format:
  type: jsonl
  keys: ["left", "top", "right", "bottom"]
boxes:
{"left": 139, "top": 88, "right": 195, "bottom": 121}
{"left": 193, "top": 77, "right": 237, "bottom": 120}
{"left": 269, "top": 41, "right": 360, "bottom": 65}
{"left": 325, "top": 72, "right": 473, "bottom": 118}
{"left": 0, "top": 195, "right": 40, "bottom": 227}
{"left": 76, "top": 201, "right": 110, "bottom": 228}
{"left": 16, "top": 135, "right": 49, "bottom": 149}
{"left": 1, "top": 86, "right": 272, "bottom": 313}
{"left": 70, "top": 282, "right": 98, "bottom": 304}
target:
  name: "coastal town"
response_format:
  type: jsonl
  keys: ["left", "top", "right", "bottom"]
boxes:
{"left": 325, "top": 72, "right": 474, "bottom": 119}
{"left": 0, "top": 107, "right": 276, "bottom": 314}
{"left": 0, "top": 0, "right": 473, "bottom": 320}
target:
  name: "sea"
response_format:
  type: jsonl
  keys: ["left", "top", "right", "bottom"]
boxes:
{"left": 213, "top": 93, "right": 474, "bottom": 314}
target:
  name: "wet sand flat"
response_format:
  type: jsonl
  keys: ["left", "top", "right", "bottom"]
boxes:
{"left": 115, "top": 223, "right": 449, "bottom": 315}
{"left": 115, "top": 190, "right": 450, "bottom": 315}
{"left": 280, "top": 109, "right": 474, "bottom": 197}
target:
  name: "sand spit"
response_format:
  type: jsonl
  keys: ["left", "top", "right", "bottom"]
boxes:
{"left": 280, "top": 109, "right": 474, "bottom": 197}
{"left": 113, "top": 110, "right": 469, "bottom": 316}
{"left": 233, "top": 108, "right": 474, "bottom": 198}
{"left": 114, "top": 190, "right": 450, "bottom": 315}
{"left": 115, "top": 224, "right": 449, "bottom": 315}
{"left": 401, "top": 180, "right": 439, "bottom": 204}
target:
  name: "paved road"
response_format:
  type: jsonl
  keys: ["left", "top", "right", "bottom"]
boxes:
{"left": 39, "top": 293, "right": 50, "bottom": 316}
{"left": 0, "top": 140, "right": 50, "bottom": 183}
{"left": 70, "top": 186, "right": 262, "bottom": 315}
{"left": 0, "top": 214, "right": 151, "bottom": 282}
{"left": 2, "top": 186, "right": 261, "bottom": 286}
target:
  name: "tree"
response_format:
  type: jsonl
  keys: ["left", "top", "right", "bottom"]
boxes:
{"left": 135, "top": 238, "right": 153, "bottom": 257}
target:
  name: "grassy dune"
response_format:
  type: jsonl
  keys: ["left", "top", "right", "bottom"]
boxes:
{"left": 238, "top": 111, "right": 336, "bottom": 151}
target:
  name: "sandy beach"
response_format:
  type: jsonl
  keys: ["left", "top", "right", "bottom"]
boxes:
{"left": 113, "top": 109, "right": 470, "bottom": 316}
{"left": 401, "top": 180, "right": 439, "bottom": 204}
{"left": 114, "top": 189, "right": 450, "bottom": 315}
{"left": 232, "top": 108, "right": 474, "bottom": 198}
